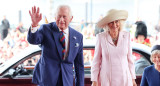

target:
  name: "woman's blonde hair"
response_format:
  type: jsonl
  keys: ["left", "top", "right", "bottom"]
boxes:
{"left": 103, "top": 19, "right": 125, "bottom": 32}
{"left": 150, "top": 50, "right": 160, "bottom": 62}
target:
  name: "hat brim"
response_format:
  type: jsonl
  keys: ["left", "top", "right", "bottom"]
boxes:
{"left": 96, "top": 9, "right": 128, "bottom": 28}
{"left": 151, "top": 45, "right": 160, "bottom": 52}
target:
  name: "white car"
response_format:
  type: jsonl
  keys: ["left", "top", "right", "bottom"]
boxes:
{"left": 0, "top": 42, "right": 151, "bottom": 86}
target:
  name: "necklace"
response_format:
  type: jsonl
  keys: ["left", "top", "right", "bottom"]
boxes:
{"left": 109, "top": 31, "right": 119, "bottom": 43}
{"left": 112, "top": 38, "right": 118, "bottom": 43}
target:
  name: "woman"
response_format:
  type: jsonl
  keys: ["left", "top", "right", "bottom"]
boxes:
{"left": 140, "top": 45, "right": 160, "bottom": 86}
{"left": 91, "top": 9, "right": 137, "bottom": 86}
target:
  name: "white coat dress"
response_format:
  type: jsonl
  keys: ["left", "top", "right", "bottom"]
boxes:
{"left": 91, "top": 31, "right": 136, "bottom": 86}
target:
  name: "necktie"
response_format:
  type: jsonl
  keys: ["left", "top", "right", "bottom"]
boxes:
{"left": 60, "top": 31, "right": 65, "bottom": 60}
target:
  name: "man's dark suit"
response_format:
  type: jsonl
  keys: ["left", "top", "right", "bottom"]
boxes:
{"left": 27, "top": 22, "right": 84, "bottom": 86}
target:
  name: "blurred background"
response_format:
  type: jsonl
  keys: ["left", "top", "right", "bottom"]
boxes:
{"left": 0, "top": 0, "right": 160, "bottom": 63}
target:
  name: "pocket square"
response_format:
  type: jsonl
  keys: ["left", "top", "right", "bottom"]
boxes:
{"left": 75, "top": 43, "right": 79, "bottom": 47}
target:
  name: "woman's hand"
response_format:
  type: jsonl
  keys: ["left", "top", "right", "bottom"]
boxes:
{"left": 132, "top": 79, "right": 137, "bottom": 86}
{"left": 92, "top": 81, "right": 97, "bottom": 86}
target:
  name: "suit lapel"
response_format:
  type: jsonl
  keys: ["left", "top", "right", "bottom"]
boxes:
{"left": 50, "top": 23, "right": 63, "bottom": 59}
{"left": 117, "top": 31, "right": 123, "bottom": 46}
{"left": 106, "top": 31, "right": 114, "bottom": 45}
{"left": 106, "top": 31, "right": 124, "bottom": 47}
{"left": 68, "top": 27, "right": 75, "bottom": 58}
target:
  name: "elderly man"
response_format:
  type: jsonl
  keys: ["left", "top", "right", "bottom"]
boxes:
{"left": 27, "top": 5, "right": 84, "bottom": 86}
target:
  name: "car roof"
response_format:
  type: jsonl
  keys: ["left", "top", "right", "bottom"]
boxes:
{"left": 132, "top": 42, "right": 151, "bottom": 55}
{"left": 0, "top": 45, "right": 41, "bottom": 75}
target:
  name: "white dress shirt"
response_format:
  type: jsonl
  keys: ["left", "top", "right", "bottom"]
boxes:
{"left": 31, "top": 26, "right": 69, "bottom": 58}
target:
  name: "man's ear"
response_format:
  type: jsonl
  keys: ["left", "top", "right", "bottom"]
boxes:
{"left": 70, "top": 16, "right": 73, "bottom": 22}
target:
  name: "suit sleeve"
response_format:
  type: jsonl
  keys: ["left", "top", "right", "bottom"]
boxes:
{"left": 27, "top": 25, "right": 44, "bottom": 45}
{"left": 91, "top": 34, "right": 102, "bottom": 81}
{"left": 127, "top": 32, "right": 136, "bottom": 79}
{"left": 74, "top": 35, "right": 84, "bottom": 86}
{"left": 140, "top": 68, "right": 149, "bottom": 86}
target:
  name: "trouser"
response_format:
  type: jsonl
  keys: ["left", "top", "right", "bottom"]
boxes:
{"left": 37, "top": 71, "right": 63, "bottom": 86}
{"left": 1, "top": 29, "right": 8, "bottom": 40}
{"left": 56, "top": 70, "right": 63, "bottom": 86}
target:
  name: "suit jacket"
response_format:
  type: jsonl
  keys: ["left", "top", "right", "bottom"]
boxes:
{"left": 27, "top": 22, "right": 84, "bottom": 86}
{"left": 140, "top": 65, "right": 160, "bottom": 86}
{"left": 91, "top": 31, "right": 136, "bottom": 86}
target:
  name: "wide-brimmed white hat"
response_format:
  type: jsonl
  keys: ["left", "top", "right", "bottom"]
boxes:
{"left": 97, "top": 9, "right": 128, "bottom": 28}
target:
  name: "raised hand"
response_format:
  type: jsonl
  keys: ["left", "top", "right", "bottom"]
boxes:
{"left": 29, "top": 6, "right": 42, "bottom": 27}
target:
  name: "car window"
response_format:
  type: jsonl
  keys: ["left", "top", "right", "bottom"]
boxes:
{"left": 23, "top": 54, "right": 40, "bottom": 66}
{"left": 2, "top": 52, "right": 41, "bottom": 78}
{"left": 83, "top": 50, "right": 94, "bottom": 65}
{"left": 19, "top": 54, "right": 41, "bottom": 76}
{"left": 133, "top": 51, "right": 151, "bottom": 75}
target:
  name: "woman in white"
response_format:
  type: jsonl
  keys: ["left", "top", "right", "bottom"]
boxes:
{"left": 91, "top": 9, "right": 137, "bottom": 86}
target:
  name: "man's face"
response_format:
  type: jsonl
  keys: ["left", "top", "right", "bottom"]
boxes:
{"left": 55, "top": 7, "right": 73, "bottom": 30}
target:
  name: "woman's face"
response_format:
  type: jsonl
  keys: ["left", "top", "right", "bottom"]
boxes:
{"left": 108, "top": 20, "right": 120, "bottom": 32}
{"left": 152, "top": 54, "right": 160, "bottom": 66}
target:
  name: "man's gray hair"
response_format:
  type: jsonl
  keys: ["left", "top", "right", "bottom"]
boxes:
{"left": 55, "top": 5, "right": 72, "bottom": 18}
